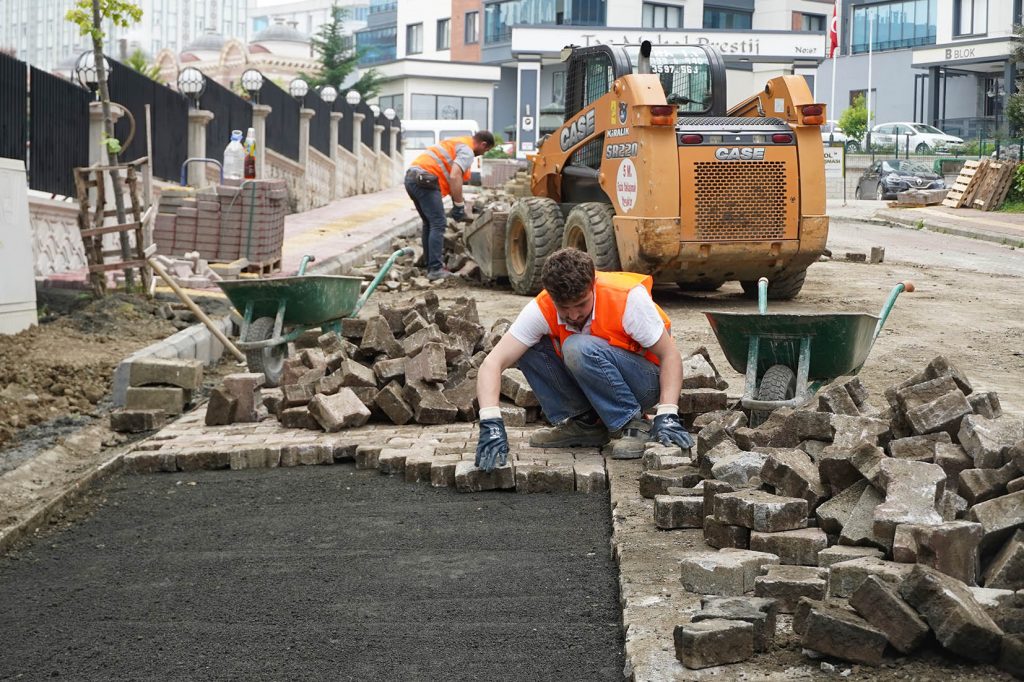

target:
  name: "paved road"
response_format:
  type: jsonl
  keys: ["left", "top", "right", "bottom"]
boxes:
{"left": 827, "top": 217, "right": 1024, "bottom": 277}
{"left": 0, "top": 466, "right": 624, "bottom": 681}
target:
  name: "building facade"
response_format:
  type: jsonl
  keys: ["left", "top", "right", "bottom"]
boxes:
{"left": 354, "top": 0, "right": 834, "bottom": 155}
{"left": 0, "top": 0, "right": 248, "bottom": 72}
{"left": 814, "top": 0, "right": 1020, "bottom": 139}
{"left": 249, "top": 0, "right": 368, "bottom": 41}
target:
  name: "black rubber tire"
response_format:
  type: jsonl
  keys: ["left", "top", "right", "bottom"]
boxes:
{"left": 244, "top": 316, "right": 287, "bottom": 388}
{"left": 740, "top": 268, "right": 807, "bottom": 301}
{"left": 505, "top": 197, "right": 565, "bottom": 295}
{"left": 846, "top": 141, "right": 860, "bottom": 153}
{"left": 751, "top": 364, "right": 797, "bottom": 426}
{"left": 561, "top": 202, "right": 620, "bottom": 271}
{"left": 916, "top": 142, "right": 930, "bottom": 154}
{"left": 875, "top": 183, "right": 886, "bottom": 201}
{"left": 677, "top": 280, "right": 724, "bottom": 292}
{"left": 854, "top": 186, "right": 862, "bottom": 200}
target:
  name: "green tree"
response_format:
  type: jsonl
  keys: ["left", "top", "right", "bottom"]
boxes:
{"left": 126, "top": 48, "right": 161, "bottom": 82}
{"left": 838, "top": 94, "right": 868, "bottom": 144}
{"left": 1005, "top": 24, "right": 1024, "bottom": 135}
{"left": 303, "top": 3, "right": 381, "bottom": 100}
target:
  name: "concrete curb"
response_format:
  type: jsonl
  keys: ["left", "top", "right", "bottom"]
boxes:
{"left": 874, "top": 212, "right": 1024, "bottom": 248}
{"left": 0, "top": 450, "right": 125, "bottom": 556}
{"left": 309, "top": 215, "right": 421, "bottom": 276}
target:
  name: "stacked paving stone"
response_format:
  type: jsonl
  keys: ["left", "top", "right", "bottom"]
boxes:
{"left": 659, "top": 356, "right": 1023, "bottom": 676}
{"left": 111, "top": 358, "right": 204, "bottom": 433}
{"left": 152, "top": 180, "right": 287, "bottom": 266}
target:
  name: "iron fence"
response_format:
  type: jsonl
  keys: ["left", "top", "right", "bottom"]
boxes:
{"left": 29, "top": 67, "right": 90, "bottom": 197}
{"left": 200, "top": 77, "right": 252, "bottom": 162}
{"left": 108, "top": 59, "right": 188, "bottom": 182}
{"left": 335, "top": 98, "right": 355, "bottom": 152}
{"left": 307, "top": 89, "right": 333, "bottom": 157}
{"left": 261, "top": 78, "right": 300, "bottom": 161}
{"left": 357, "top": 100, "right": 375, "bottom": 149}
{"left": 0, "top": 52, "right": 26, "bottom": 163}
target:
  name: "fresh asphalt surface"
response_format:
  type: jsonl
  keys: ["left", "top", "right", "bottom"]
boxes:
{"left": 0, "top": 465, "right": 624, "bottom": 681}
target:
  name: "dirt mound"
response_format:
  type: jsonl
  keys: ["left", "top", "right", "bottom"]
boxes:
{"left": 0, "top": 294, "right": 176, "bottom": 449}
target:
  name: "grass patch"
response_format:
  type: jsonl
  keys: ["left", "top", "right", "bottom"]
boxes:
{"left": 998, "top": 199, "right": 1024, "bottom": 213}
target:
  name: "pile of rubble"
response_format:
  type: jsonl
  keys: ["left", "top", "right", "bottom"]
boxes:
{"left": 648, "top": 356, "right": 1022, "bottom": 676}
{"left": 206, "top": 292, "right": 539, "bottom": 430}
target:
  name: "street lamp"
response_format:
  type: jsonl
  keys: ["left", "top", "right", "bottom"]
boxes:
{"left": 384, "top": 107, "right": 396, "bottom": 121}
{"left": 73, "top": 50, "right": 110, "bottom": 96}
{"left": 319, "top": 85, "right": 338, "bottom": 104}
{"left": 289, "top": 77, "right": 309, "bottom": 106}
{"left": 345, "top": 89, "right": 361, "bottom": 106}
{"left": 176, "top": 66, "right": 206, "bottom": 108}
{"left": 370, "top": 104, "right": 380, "bottom": 118}
{"left": 241, "top": 68, "right": 264, "bottom": 103}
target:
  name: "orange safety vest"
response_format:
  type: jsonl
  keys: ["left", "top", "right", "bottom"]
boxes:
{"left": 536, "top": 271, "right": 671, "bottom": 366}
{"left": 411, "top": 136, "right": 474, "bottom": 197}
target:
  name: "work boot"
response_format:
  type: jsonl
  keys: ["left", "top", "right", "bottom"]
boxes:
{"left": 427, "top": 268, "right": 455, "bottom": 281}
{"left": 529, "top": 416, "right": 610, "bottom": 448}
{"left": 605, "top": 418, "right": 652, "bottom": 460}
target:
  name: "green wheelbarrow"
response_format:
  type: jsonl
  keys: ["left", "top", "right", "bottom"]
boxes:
{"left": 217, "top": 248, "right": 413, "bottom": 387}
{"left": 704, "top": 278, "right": 915, "bottom": 424}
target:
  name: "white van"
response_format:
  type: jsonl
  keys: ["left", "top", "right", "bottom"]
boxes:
{"left": 400, "top": 119, "right": 482, "bottom": 184}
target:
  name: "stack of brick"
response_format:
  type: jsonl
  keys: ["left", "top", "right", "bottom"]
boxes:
{"left": 152, "top": 180, "right": 287, "bottom": 266}
{"left": 661, "top": 355, "right": 1024, "bottom": 676}
{"left": 110, "top": 358, "right": 204, "bottom": 433}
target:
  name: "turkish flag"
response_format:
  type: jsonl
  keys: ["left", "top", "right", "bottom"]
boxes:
{"left": 828, "top": 1, "right": 839, "bottom": 58}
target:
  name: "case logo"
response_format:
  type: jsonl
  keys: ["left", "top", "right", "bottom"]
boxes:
{"left": 714, "top": 147, "right": 766, "bottom": 161}
{"left": 560, "top": 109, "right": 596, "bottom": 151}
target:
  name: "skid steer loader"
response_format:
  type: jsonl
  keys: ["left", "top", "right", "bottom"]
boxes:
{"left": 500, "top": 41, "right": 829, "bottom": 299}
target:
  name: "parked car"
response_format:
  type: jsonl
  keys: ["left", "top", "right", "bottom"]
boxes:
{"left": 869, "top": 122, "right": 964, "bottom": 154}
{"left": 855, "top": 159, "right": 946, "bottom": 200}
{"left": 820, "top": 120, "right": 860, "bottom": 152}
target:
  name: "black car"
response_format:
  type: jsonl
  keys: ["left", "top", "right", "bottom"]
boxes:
{"left": 855, "top": 159, "right": 946, "bottom": 200}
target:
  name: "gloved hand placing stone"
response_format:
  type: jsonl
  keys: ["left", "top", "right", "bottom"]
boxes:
{"left": 651, "top": 406, "right": 695, "bottom": 449}
{"left": 449, "top": 202, "right": 466, "bottom": 221}
{"left": 475, "top": 411, "right": 509, "bottom": 472}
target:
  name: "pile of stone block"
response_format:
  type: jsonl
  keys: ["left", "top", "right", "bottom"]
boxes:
{"left": 110, "top": 358, "right": 204, "bottom": 433}
{"left": 658, "top": 356, "right": 1023, "bottom": 676}
{"left": 153, "top": 180, "right": 287, "bottom": 267}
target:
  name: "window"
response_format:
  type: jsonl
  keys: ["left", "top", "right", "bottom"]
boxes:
{"left": 379, "top": 94, "right": 404, "bottom": 119}
{"left": 801, "top": 13, "right": 826, "bottom": 31}
{"left": 484, "top": 0, "right": 606, "bottom": 43}
{"left": 403, "top": 131, "right": 435, "bottom": 150}
{"left": 552, "top": 70, "right": 566, "bottom": 105}
{"left": 703, "top": 6, "right": 752, "bottom": 29}
{"left": 437, "top": 18, "right": 450, "bottom": 50}
{"left": 465, "top": 11, "right": 479, "bottom": 43}
{"left": 851, "top": 0, "right": 936, "bottom": 54}
{"left": 954, "top": 0, "right": 987, "bottom": 35}
{"left": 355, "top": 26, "right": 397, "bottom": 65}
{"left": 642, "top": 3, "right": 682, "bottom": 29}
{"left": 406, "top": 22, "right": 423, "bottom": 55}
{"left": 410, "top": 94, "right": 490, "bottom": 127}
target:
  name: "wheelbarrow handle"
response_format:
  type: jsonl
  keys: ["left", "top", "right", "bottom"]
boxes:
{"left": 757, "top": 277, "right": 769, "bottom": 315}
{"left": 298, "top": 254, "right": 317, "bottom": 276}
{"left": 873, "top": 280, "right": 915, "bottom": 341}
{"left": 350, "top": 248, "right": 415, "bottom": 318}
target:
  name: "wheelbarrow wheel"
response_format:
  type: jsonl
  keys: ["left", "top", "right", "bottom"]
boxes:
{"left": 244, "top": 316, "right": 286, "bottom": 388}
{"left": 741, "top": 268, "right": 807, "bottom": 300}
{"left": 751, "top": 364, "right": 796, "bottom": 426}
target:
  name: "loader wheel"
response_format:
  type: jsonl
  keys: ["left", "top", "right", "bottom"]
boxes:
{"left": 561, "top": 202, "right": 620, "bottom": 271}
{"left": 740, "top": 268, "right": 807, "bottom": 301}
{"left": 505, "top": 197, "right": 565, "bottom": 295}
{"left": 244, "top": 316, "right": 287, "bottom": 388}
{"left": 751, "top": 364, "right": 796, "bottom": 426}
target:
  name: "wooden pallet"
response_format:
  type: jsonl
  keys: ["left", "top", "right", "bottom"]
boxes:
{"left": 941, "top": 159, "right": 985, "bottom": 208}
{"left": 972, "top": 160, "right": 1016, "bottom": 211}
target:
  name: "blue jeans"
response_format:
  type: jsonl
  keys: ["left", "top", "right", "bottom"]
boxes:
{"left": 404, "top": 174, "right": 446, "bottom": 272}
{"left": 516, "top": 335, "right": 661, "bottom": 432}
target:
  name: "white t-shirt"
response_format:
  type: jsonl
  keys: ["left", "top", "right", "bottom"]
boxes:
{"left": 508, "top": 285, "right": 666, "bottom": 350}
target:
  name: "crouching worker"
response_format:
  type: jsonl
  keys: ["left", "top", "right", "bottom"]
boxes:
{"left": 474, "top": 248, "right": 694, "bottom": 472}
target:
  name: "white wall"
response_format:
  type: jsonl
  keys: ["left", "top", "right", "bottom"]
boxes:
{"left": 753, "top": 0, "right": 833, "bottom": 31}
{"left": 935, "top": 0, "right": 1016, "bottom": 43}
{"left": 396, "top": 1, "right": 451, "bottom": 61}
{"left": 606, "top": 0, "right": 699, "bottom": 28}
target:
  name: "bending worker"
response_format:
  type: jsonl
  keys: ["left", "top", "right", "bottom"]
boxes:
{"left": 474, "top": 248, "right": 694, "bottom": 470}
{"left": 404, "top": 130, "right": 494, "bottom": 281}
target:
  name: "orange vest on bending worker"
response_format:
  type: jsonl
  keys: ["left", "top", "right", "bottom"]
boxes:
{"left": 411, "top": 136, "right": 473, "bottom": 197}
{"left": 536, "top": 271, "right": 671, "bottom": 366}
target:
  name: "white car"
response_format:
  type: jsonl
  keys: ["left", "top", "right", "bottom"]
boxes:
{"left": 870, "top": 122, "right": 964, "bottom": 154}
{"left": 820, "top": 120, "right": 860, "bottom": 152}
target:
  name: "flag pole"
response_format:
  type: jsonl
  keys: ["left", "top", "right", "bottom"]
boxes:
{"left": 867, "top": 13, "right": 874, "bottom": 150}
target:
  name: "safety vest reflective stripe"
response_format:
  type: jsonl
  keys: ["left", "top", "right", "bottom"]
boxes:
{"left": 535, "top": 271, "right": 671, "bottom": 366}
{"left": 411, "top": 136, "right": 473, "bottom": 197}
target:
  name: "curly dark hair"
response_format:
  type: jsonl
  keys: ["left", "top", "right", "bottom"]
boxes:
{"left": 541, "top": 248, "right": 595, "bottom": 304}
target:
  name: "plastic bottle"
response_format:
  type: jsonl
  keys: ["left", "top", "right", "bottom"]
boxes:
{"left": 243, "top": 127, "right": 256, "bottom": 179}
{"left": 223, "top": 129, "right": 245, "bottom": 179}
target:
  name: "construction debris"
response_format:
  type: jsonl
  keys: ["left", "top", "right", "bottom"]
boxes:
{"left": 665, "top": 355, "right": 1023, "bottom": 677}
{"left": 942, "top": 158, "right": 1018, "bottom": 211}
{"left": 111, "top": 358, "right": 203, "bottom": 432}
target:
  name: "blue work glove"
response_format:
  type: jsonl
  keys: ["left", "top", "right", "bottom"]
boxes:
{"left": 475, "top": 417, "right": 509, "bottom": 472}
{"left": 449, "top": 203, "right": 466, "bottom": 221}
{"left": 652, "top": 412, "right": 695, "bottom": 449}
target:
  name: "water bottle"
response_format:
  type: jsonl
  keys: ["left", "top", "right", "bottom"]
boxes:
{"left": 223, "top": 129, "right": 245, "bottom": 179}
{"left": 243, "top": 127, "right": 256, "bottom": 179}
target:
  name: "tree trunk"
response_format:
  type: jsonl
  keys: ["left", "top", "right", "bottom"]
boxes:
{"left": 91, "top": 0, "right": 135, "bottom": 292}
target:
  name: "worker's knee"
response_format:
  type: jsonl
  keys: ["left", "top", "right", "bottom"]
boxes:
{"left": 562, "top": 335, "right": 609, "bottom": 375}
